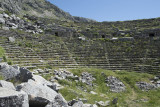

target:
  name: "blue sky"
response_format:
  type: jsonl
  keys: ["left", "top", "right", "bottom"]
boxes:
{"left": 48, "top": 0, "right": 160, "bottom": 22}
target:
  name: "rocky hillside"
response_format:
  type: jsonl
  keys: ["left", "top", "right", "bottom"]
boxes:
{"left": 0, "top": 63, "right": 160, "bottom": 107}
{"left": 0, "top": 0, "right": 95, "bottom": 22}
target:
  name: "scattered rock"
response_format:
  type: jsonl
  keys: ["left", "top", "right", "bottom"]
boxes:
{"left": 79, "top": 72, "right": 95, "bottom": 86}
{"left": 78, "top": 98, "right": 87, "bottom": 103}
{"left": 0, "top": 87, "right": 29, "bottom": 107}
{"left": 55, "top": 69, "right": 73, "bottom": 78}
{"left": 0, "top": 80, "right": 16, "bottom": 90}
{"left": 105, "top": 76, "right": 125, "bottom": 93}
{"left": 90, "top": 91, "right": 97, "bottom": 95}
{"left": 34, "top": 69, "right": 45, "bottom": 73}
{"left": 78, "top": 37, "right": 86, "bottom": 41}
{"left": 136, "top": 82, "right": 156, "bottom": 91}
{"left": 96, "top": 101, "right": 110, "bottom": 107}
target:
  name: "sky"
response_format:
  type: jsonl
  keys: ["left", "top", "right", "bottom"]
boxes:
{"left": 48, "top": 0, "right": 160, "bottom": 22}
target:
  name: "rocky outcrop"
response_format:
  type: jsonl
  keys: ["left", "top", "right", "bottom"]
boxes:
{"left": 0, "top": 87, "right": 29, "bottom": 107}
{"left": 0, "top": 0, "right": 96, "bottom": 22}
{"left": 0, "top": 13, "right": 43, "bottom": 34}
{"left": 105, "top": 76, "right": 126, "bottom": 93}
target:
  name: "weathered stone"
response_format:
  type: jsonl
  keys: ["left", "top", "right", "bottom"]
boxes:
{"left": 78, "top": 37, "right": 86, "bottom": 41}
{"left": 90, "top": 91, "right": 97, "bottom": 95}
{"left": 32, "top": 75, "right": 52, "bottom": 86}
{"left": 3, "top": 13, "right": 9, "bottom": 18}
{"left": 34, "top": 69, "right": 45, "bottom": 73}
{"left": 0, "top": 63, "right": 20, "bottom": 80}
{"left": 0, "top": 80, "right": 16, "bottom": 90}
{"left": 0, "top": 14, "right": 3, "bottom": 18}
{"left": 45, "top": 95, "right": 68, "bottom": 107}
{"left": 78, "top": 98, "right": 87, "bottom": 103}
{"left": 54, "top": 69, "right": 75, "bottom": 80}
{"left": 18, "top": 67, "right": 33, "bottom": 82}
{"left": 79, "top": 72, "right": 95, "bottom": 86}
{"left": 106, "top": 76, "right": 125, "bottom": 93}
{"left": 17, "top": 79, "right": 59, "bottom": 107}
{"left": 0, "top": 18, "right": 5, "bottom": 24}
{"left": 156, "top": 80, "right": 160, "bottom": 87}
{"left": 96, "top": 101, "right": 110, "bottom": 107}
{"left": 72, "top": 101, "right": 83, "bottom": 107}
{"left": 136, "top": 82, "right": 156, "bottom": 91}
{"left": 8, "top": 37, "right": 15, "bottom": 42}
{"left": 0, "top": 88, "right": 29, "bottom": 107}
{"left": 68, "top": 99, "right": 78, "bottom": 106}
{"left": 2, "top": 26, "right": 9, "bottom": 30}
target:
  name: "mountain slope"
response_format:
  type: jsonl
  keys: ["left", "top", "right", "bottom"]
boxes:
{"left": 0, "top": 0, "right": 96, "bottom": 22}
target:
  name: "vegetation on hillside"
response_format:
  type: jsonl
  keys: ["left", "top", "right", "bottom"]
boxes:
{"left": 0, "top": 46, "right": 5, "bottom": 58}
{"left": 55, "top": 68, "right": 160, "bottom": 107}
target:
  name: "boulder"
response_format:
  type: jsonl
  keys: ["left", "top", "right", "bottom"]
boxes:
{"left": 156, "top": 80, "right": 160, "bottom": 87}
{"left": 45, "top": 95, "right": 68, "bottom": 107}
{"left": 68, "top": 99, "right": 78, "bottom": 106}
{"left": 0, "top": 58, "right": 2, "bottom": 62}
{"left": 0, "top": 14, "right": 3, "bottom": 18}
{"left": 2, "top": 26, "right": 9, "bottom": 30}
{"left": 0, "top": 80, "right": 16, "bottom": 90}
{"left": 48, "top": 82, "right": 64, "bottom": 92}
{"left": 0, "top": 18, "right": 5, "bottom": 24}
{"left": 32, "top": 75, "right": 52, "bottom": 86}
{"left": 8, "top": 37, "right": 15, "bottom": 43}
{"left": 72, "top": 101, "right": 83, "bottom": 107}
{"left": 3, "top": 13, "right": 9, "bottom": 18}
{"left": 18, "top": 67, "right": 33, "bottom": 82}
{"left": 0, "top": 63, "right": 20, "bottom": 80}
{"left": 16, "top": 79, "right": 59, "bottom": 107}
{"left": 0, "top": 87, "right": 29, "bottom": 107}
